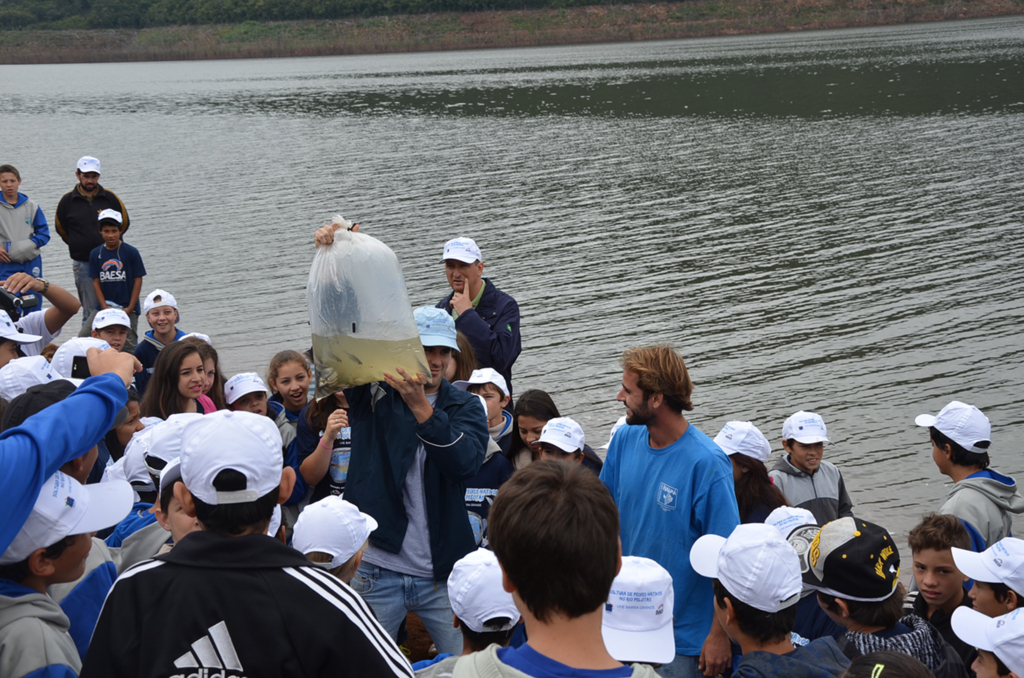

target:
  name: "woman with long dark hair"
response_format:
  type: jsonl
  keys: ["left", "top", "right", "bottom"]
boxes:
{"left": 506, "top": 389, "right": 603, "bottom": 474}
{"left": 140, "top": 341, "right": 206, "bottom": 419}
{"left": 713, "top": 420, "right": 788, "bottom": 523}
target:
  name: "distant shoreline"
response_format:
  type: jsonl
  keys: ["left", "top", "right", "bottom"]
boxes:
{"left": 2, "top": 0, "right": 1022, "bottom": 65}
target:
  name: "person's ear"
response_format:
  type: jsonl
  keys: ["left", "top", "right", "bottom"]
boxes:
{"left": 174, "top": 482, "right": 197, "bottom": 518}
{"left": 835, "top": 598, "right": 851, "bottom": 618}
{"left": 500, "top": 395, "right": 511, "bottom": 409}
{"left": 476, "top": 261, "right": 485, "bottom": 276}
{"left": 154, "top": 506, "right": 171, "bottom": 531}
{"left": 1005, "top": 590, "right": 1019, "bottom": 612}
{"left": 27, "top": 547, "right": 57, "bottom": 578}
{"left": 278, "top": 467, "right": 296, "bottom": 505}
{"left": 648, "top": 392, "right": 664, "bottom": 411}
{"left": 499, "top": 562, "right": 517, "bottom": 595}
{"left": 453, "top": 617, "right": 460, "bottom": 629}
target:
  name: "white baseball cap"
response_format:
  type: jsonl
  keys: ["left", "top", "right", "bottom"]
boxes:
{"left": 180, "top": 410, "right": 283, "bottom": 506}
{"left": 0, "top": 471, "right": 132, "bottom": 565}
{"left": 0, "top": 356, "right": 58, "bottom": 402}
{"left": 51, "top": 337, "right": 111, "bottom": 378}
{"left": 0, "top": 310, "right": 42, "bottom": 344}
{"left": 224, "top": 372, "right": 270, "bottom": 405}
{"left": 599, "top": 416, "right": 628, "bottom": 450}
{"left": 714, "top": 421, "right": 772, "bottom": 462}
{"left": 448, "top": 548, "right": 520, "bottom": 634}
{"left": 121, "top": 435, "right": 157, "bottom": 493}
{"left": 146, "top": 414, "right": 203, "bottom": 479}
{"left": 76, "top": 156, "right": 101, "bottom": 174}
{"left": 143, "top": 289, "right": 178, "bottom": 315}
{"left": 92, "top": 308, "right": 131, "bottom": 331}
{"left": 782, "top": 411, "right": 832, "bottom": 445}
{"left": 452, "top": 368, "right": 509, "bottom": 397}
{"left": 915, "top": 401, "right": 991, "bottom": 454}
{"left": 292, "top": 496, "right": 378, "bottom": 569}
{"left": 690, "top": 523, "right": 802, "bottom": 613}
{"left": 952, "top": 538, "right": 1024, "bottom": 594}
{"left": 538, "top": 417, "right": 586, "bottom": 454}
{"left": 159, "top": 457, "right": 183, "bottom": 495}
{"left": 180, "top": 332, "right": 211, "bottom": 345}
{"left": 442, "top": 237, "right": 482, "bottom": 264}
{"left": 602, "top": 556, "right": 675, "bottom": 664}
{"left": 97, "top": 209, "right": 122, "bottom": 225}
{"left": 764, "top": 506, "right": 818, "bottom": 538}
{"left": 952, "top": 607, "right": 1024, "bottom": 677}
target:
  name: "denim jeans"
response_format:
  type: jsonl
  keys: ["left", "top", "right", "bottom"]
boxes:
{"left": 71, "top": 260, "right": 98, "bottom": 327}
{"left": 349, "top": 562, "right": 463, "bottom": 656}
{"left": 657, "top": 655, "right": 702, "bottom": 678}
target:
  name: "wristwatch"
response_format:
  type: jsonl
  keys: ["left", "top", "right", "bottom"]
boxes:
{"left": 35, "top": 277, "right": 49, "bottom": 294}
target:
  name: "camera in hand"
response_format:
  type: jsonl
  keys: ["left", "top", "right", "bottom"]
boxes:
{"left": 0, "top": 286, "right": 40, "bottom": 320}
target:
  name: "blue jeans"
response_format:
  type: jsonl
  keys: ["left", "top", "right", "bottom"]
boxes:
{"left": 658, "top": 655, "right": 702, "bottom": 678}
{"left": 349, "top": 562, "right": 463, "bottom": 656}
{"left": 71, "top": 260, "right": 98, "bottom": 327}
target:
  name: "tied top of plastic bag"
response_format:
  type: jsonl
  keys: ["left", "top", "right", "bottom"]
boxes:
{"left": 307, "top": 216, "right": 427, "bottom": 397}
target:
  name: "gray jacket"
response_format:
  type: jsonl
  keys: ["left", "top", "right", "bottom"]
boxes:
{"left": 769, "top": 456, "right": 853, "bottom": 526}
{"left": 450, "top": 645, "right": 660, "bottom": 678}
{"left": 939, "top": 469, "right": 1024, "bottom": 548}
{"left": 0, "top": 586, "right": 81, "bottom": 678}
{"left": 417, "top": 655, "right": 459, "bottom": 677}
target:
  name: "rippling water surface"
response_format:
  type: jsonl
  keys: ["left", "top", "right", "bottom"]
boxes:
{"left": 4, "top": 16, "right": 1023, "bottom": 540}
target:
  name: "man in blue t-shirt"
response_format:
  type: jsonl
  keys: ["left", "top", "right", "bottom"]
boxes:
{"left": 600, "top": 345, "right": 740, "bottom": 678}
{"left": 83, "top": 209, "right": 146, "bottom": 354}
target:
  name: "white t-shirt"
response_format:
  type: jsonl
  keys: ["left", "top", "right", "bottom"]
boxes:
{"left": 15, "top": 310, "right": 60, "bottom": 357}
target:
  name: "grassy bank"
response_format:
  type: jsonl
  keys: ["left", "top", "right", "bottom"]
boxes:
{"left": 1, "top": 0, "right": 1022, "bottom": 64}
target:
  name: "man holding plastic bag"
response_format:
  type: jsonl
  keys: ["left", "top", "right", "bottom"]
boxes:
{"left": 314, "top": 222, "right": 488, "bottom": 656}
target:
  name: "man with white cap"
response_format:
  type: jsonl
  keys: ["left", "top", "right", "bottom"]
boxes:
{"left": 0, "top": 471, "right": 133, "bottom": 678}
{"left": 690, "top": 523, "right": 850, "bottom": 678}
{"left": 54, "top": 156, "right": 130, "bottom": 325}
{"left": 768, "top": 411, "right": 854, "bottom": 526}
{"left": 917, "top": 401, "right": 1024, "bottom": 551}
{"left": 435, "top": 236, "right": 521, "bottom": 399}
{"left": 952, "top": 607, "right": 1024, "bottom": 678}
{"left": 81, "top": 410, "right": 415, "bottom": 678}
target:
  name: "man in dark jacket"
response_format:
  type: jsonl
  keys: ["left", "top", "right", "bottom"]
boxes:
{"left": 435, "top": 237, "right": 521, "bottom": 398}
{"left": 343, "top": 306, "right": 489, "bottom": 657}
{"left": 81, "top": 410, "right": 414, "bottom": 678}
{"left": 54, "top": 156, "right": 130, "bottom": 327}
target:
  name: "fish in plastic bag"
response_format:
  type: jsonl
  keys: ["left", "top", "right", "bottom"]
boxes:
{"left": 307, "top": 216, "right": 428, "bottom": 399}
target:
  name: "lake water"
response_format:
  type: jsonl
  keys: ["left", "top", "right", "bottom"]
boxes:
{"left": 4, "top": 16, "right": 1023, "bottom": 543}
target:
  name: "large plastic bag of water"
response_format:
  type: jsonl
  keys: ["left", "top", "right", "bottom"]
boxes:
{"left": 307, "top": 216, "right": 428, "bottom": 399}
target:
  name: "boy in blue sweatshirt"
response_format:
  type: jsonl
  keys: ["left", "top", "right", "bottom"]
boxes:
{"left": 691, "top": 523, "right": 850, "bottom": 678}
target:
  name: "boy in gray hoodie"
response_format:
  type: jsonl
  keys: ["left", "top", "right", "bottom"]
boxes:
{"left": 0, "top": 472, "right": 132, "bottom": 678}
{"left": 916, "top": 401, "right": 1024, "bottom": 551}
{"left": 451, "top": 461, "right": 658, "bottom": 678}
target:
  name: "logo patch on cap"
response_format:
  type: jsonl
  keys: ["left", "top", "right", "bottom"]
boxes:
{"left": 65, "top": 497, "right": 75, "bottom": 508}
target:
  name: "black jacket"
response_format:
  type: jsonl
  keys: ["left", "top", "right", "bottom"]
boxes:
{"left": 54, "top": 184, "right": 130, "bottom": 262}
{"left": 436, "top": 278, "right": 521, "bottom": 394}
{"left": 80, "top": 531, "right": 414, "bottom": 678}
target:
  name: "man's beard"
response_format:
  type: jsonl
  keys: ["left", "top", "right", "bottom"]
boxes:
{"left": 625, "top": 399, "right": 655, "bottom": 427}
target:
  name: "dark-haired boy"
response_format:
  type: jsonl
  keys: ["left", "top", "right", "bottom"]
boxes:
{"left": 768, "top": 411, "right": 854, "bottom": 527}
{"left": 905, "top": 513, "right": 976, "bottom": 671}
{"left": 82, "top": 209, "right": 145, "bottom": 354}
{"left": 917, "top": 401, "right": 1024, "bottom": 551}
{"left": 414, "top": 548, "right": 521, "bottom": 675}
{"left": 952, "top": 607, "right": 1024, "bottom": 678}
{"left": 953, "top": 537, "right": 1024, "bottom": 618}
{"left": 811, "top": 517, "right": 968, "bottom": 678}
{"left": 690, "top": 522, "right": 849, "bottom": 678}
{"left": 454, "top": 460, "right": 658, "bottom": 677}
{"left": 81, "top": 410, "right": 415, "bottom": 678}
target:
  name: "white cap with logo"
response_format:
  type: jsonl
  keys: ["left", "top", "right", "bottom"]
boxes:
{"left": 952, "top": 538, "right": 1024, "bottom": 594}
{"left": 224, "top": 372, "right": 271, "bottom": 405}
{"left": 714, "top": 421, "right": 772, "bottom": 462}
{"left": 143, "top": 289, "right": 178, "bottom": 315}
{"left": 452, "top": 368, "right": 509, "bottom": 397}
{"left": 690, "top": 523, "right": 802, "bottom": 613}
{"left": 0, "top": 356, "right": 58, "bottom": 402}
{"left": 0, "top": 310, "right": 42, "bottom": 345}
{"left": 292, "top": 496, "right": 378, "bottom": 569}
{"left": 442, "top": 237, "right": 482, "bottom": 264}
{"left": 180, "top": 410, "right": 283, "bottom": 506}
{"left": 97, "top": 209, "right": 122, "bottom": 225}
{"left": 448, "top": 548, "right": 520, "bottom": 634}
{"left": 782, "top": 411, "right": 832, "bottom": 445}
{"left": 51, "top": 337, "right": 111, "bottom": 379}
{"left": 538, "top": 417, "right": 586, "bottom": 453}
{"left": 764, "top": 506, "right": 818, "bottom": 538}
{"left": 602, "top": 556, "right": 675, "bottom": 664}
{"left": 915, "top": 401, "right": 991, "bottom": 454}
{"left": 76, "top": 156, "right": 101, "bottom": 174}
{"left": 92, "top": 308, "right": 131, "bottom": 331}
{"left": 952, "top": 607, "right": 1024, "bottom": 677}
{"left": 146, "top": 414, "right": 203, "bottom": 479}
{"left": 0, "top": 471, "right": 133, "bottom": 565}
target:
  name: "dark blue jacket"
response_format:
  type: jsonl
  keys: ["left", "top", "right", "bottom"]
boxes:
{"left": 343, "top": 379, "right": 489, "bottom": 580}
{"left": 436, "top": 278, "right": 521, "bottom": 394}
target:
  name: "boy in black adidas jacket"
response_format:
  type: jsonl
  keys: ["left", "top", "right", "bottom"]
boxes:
{"left": 80, "top": 410, "right": 414, "bottom": 678}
